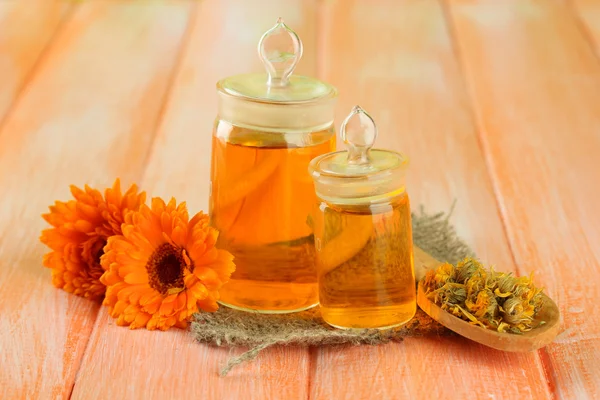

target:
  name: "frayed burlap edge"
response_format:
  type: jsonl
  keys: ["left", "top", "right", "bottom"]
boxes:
{"left": 412, "top": 203, "right": 473, "bottom": 266}
{"left": 191, "top": 205, "right": 473, "bottom": 376}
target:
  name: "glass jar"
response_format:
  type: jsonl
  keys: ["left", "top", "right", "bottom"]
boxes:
{"left": 308, "top": 106, "right": 416, "bottom": 329}
{"left": 210, "top": 18, "right": 338, "bottom": 313}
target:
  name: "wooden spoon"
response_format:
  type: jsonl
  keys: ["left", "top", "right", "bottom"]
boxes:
{"left": 414, "top": 250, "right": 561, "bottom": 352}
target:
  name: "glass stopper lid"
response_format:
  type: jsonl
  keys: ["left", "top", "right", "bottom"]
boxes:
{"left": 312, "top": 106, "right": 408, "bottom": 177}
{"left": 309, "top": 106, "right": 409, "bottom": 202}
{"left": 218, "top": 18, "right": 336, "bottom": 103}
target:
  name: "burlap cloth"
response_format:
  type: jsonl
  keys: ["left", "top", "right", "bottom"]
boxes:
{"left": 192, "top": 206, "right": 473, "bottom": 375}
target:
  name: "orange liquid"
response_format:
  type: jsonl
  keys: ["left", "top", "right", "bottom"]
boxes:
{"left": 210, "top": 121, "right": 335, "bottom": 312}
{"left": 314, "top": 194, "right": 416, "bottom": 328}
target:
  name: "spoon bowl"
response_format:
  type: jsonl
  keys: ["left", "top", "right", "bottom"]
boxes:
{"left": 417, "top": 280, "right": 560, "bottom": 352}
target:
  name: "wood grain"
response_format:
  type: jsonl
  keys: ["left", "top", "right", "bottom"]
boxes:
{"left": 0, "top": 2, "right": 192, "bottom": 398}
{"left": 70, "top": 1, "right": 319, "bottom": 398}
{"left": 448, "top": 0, "right": 600, "bottom": 397}
{"left": 310, "top": 1, "right": 551, "bottom": 398}
{"left": 0, "top": 0, "right": 71, "bottom": 123}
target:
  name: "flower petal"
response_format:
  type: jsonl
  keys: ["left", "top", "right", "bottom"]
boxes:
{"left": 124, "top": 272, "right": 148, "bottom": 285}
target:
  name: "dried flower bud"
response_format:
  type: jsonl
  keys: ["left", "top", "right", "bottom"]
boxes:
{"left": 494, "top": 273, "right": 517, "bottom": 298}
{"left": 500, "top": 297, "right": 534, "bottom": 327}
{"left": 455, "top": 257, "right": 483, "bottom": 283}
{"left": 428, "top": 282, "right": 467, "bottom": 307}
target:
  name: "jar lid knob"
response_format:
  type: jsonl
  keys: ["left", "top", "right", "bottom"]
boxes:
{"left": 341, "top": 105, "right": 378, "bottom": 165}
{"left": 258, "top": 17, "right": 303, "bottom": 88}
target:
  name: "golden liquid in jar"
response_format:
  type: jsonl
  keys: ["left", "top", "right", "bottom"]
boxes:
{"left": 210, "top": 121, "right": 335, "bottom": 312}
{"left": 314, "top": 193, "right": 416, "bottom": 329}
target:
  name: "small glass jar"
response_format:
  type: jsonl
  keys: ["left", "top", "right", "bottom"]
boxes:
{"left": 308, "top": 106, "right": 416, "bottom": 329}
{"left": 210, "top": 19, "right": 338, "bottom": 313}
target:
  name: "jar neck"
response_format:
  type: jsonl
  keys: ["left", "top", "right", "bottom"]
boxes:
{"left": 319, "top": 190, "right": 409, "bottom": 215}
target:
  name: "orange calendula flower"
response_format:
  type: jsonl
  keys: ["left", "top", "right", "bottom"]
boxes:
{"left": 100, "top": 198, "right": 235, "bottom": 330}
{"left": 40, "top": 179, "right": 146, "bottom": 300}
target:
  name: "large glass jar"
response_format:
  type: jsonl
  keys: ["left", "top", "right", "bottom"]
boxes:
{"left": 309, "top": 106, "right": 416, "bottom": 329}
{"left": 210, "top": 19, "right": 338, "bottom": 313}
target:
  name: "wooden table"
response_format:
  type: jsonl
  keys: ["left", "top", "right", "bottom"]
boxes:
{"left": 1, "top": 0, "right": 598, "bottom": 398}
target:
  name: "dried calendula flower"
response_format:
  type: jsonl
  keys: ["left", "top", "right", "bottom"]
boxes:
{"left": 494, "top": 272, "right": 517, "bottom": 298}
{"left": 430, "top": 282, "right": 467, "bottom": 310}
{"left": 422, "top": 257, "right": 545, "bottom": 334}
{"left": 455, "top": 257, "right": 482, "bottom": 283}
{"left": 465, "top": 269, "right": 488, "bottom": 298}
{"left": 465, "top": 289, "right": 498, "bottom": 319}
{"left": 423, "top": 262, "right": 455, "bottom": 290}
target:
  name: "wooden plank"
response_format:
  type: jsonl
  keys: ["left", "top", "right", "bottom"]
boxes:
{"left": 0, "top": 0, "right": 71, "bottom": 123}
{"left": 310, "top": 1, "right": 552, "bottom": 398}
{"left": 0, "top": 2, "right": 192, "bottom": 398}
{"left": 448, "top": 0, "right": 600, "bottom": 398}
{"left": 70, "top": 1, "right": 318, "bottom": 398}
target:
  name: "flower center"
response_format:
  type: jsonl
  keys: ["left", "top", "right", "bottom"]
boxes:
{"left": 94, "top": 241, "right": 106, "bottom": 264}
{"left": 147, "top": 243, "right": 186, "bottom": 295}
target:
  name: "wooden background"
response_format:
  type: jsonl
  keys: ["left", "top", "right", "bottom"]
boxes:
{"left": 1, "top": 0, "right": 599, "bottom": 398}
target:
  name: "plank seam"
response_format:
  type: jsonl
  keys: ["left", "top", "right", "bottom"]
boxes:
{"left": 308, "top": 2, "right": 327, "bottom": 397}
{"left": 138, "top": 1, "right": 201, "bottom": 184}
{"left": 66, "top": 3, "right": 200, "bottom": 398}
{"left": 538, "top": 347, "right": 560, "bottom": 398}
{"left": 315, "top": 0, "right": 327, "bottom": 83}
{"left": 438, "top": 0, "right": 522, "bottom": 277}
{"left": 437, "top": 1, "right": 557, "bottom": 398}
{"left": 307, "top": 347, "right": 317, "bottom": 400}
{"left": 66, "top": 307, "right": 104, "bottom": 400}
{"left": 564, "top": 0, "right": 600, "bottom": 64}
{"left": 0, "top": 3, "right": 77, "bottom": 140}
{"left": 531, "top": 2, "right": 596, "bottom": 391}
